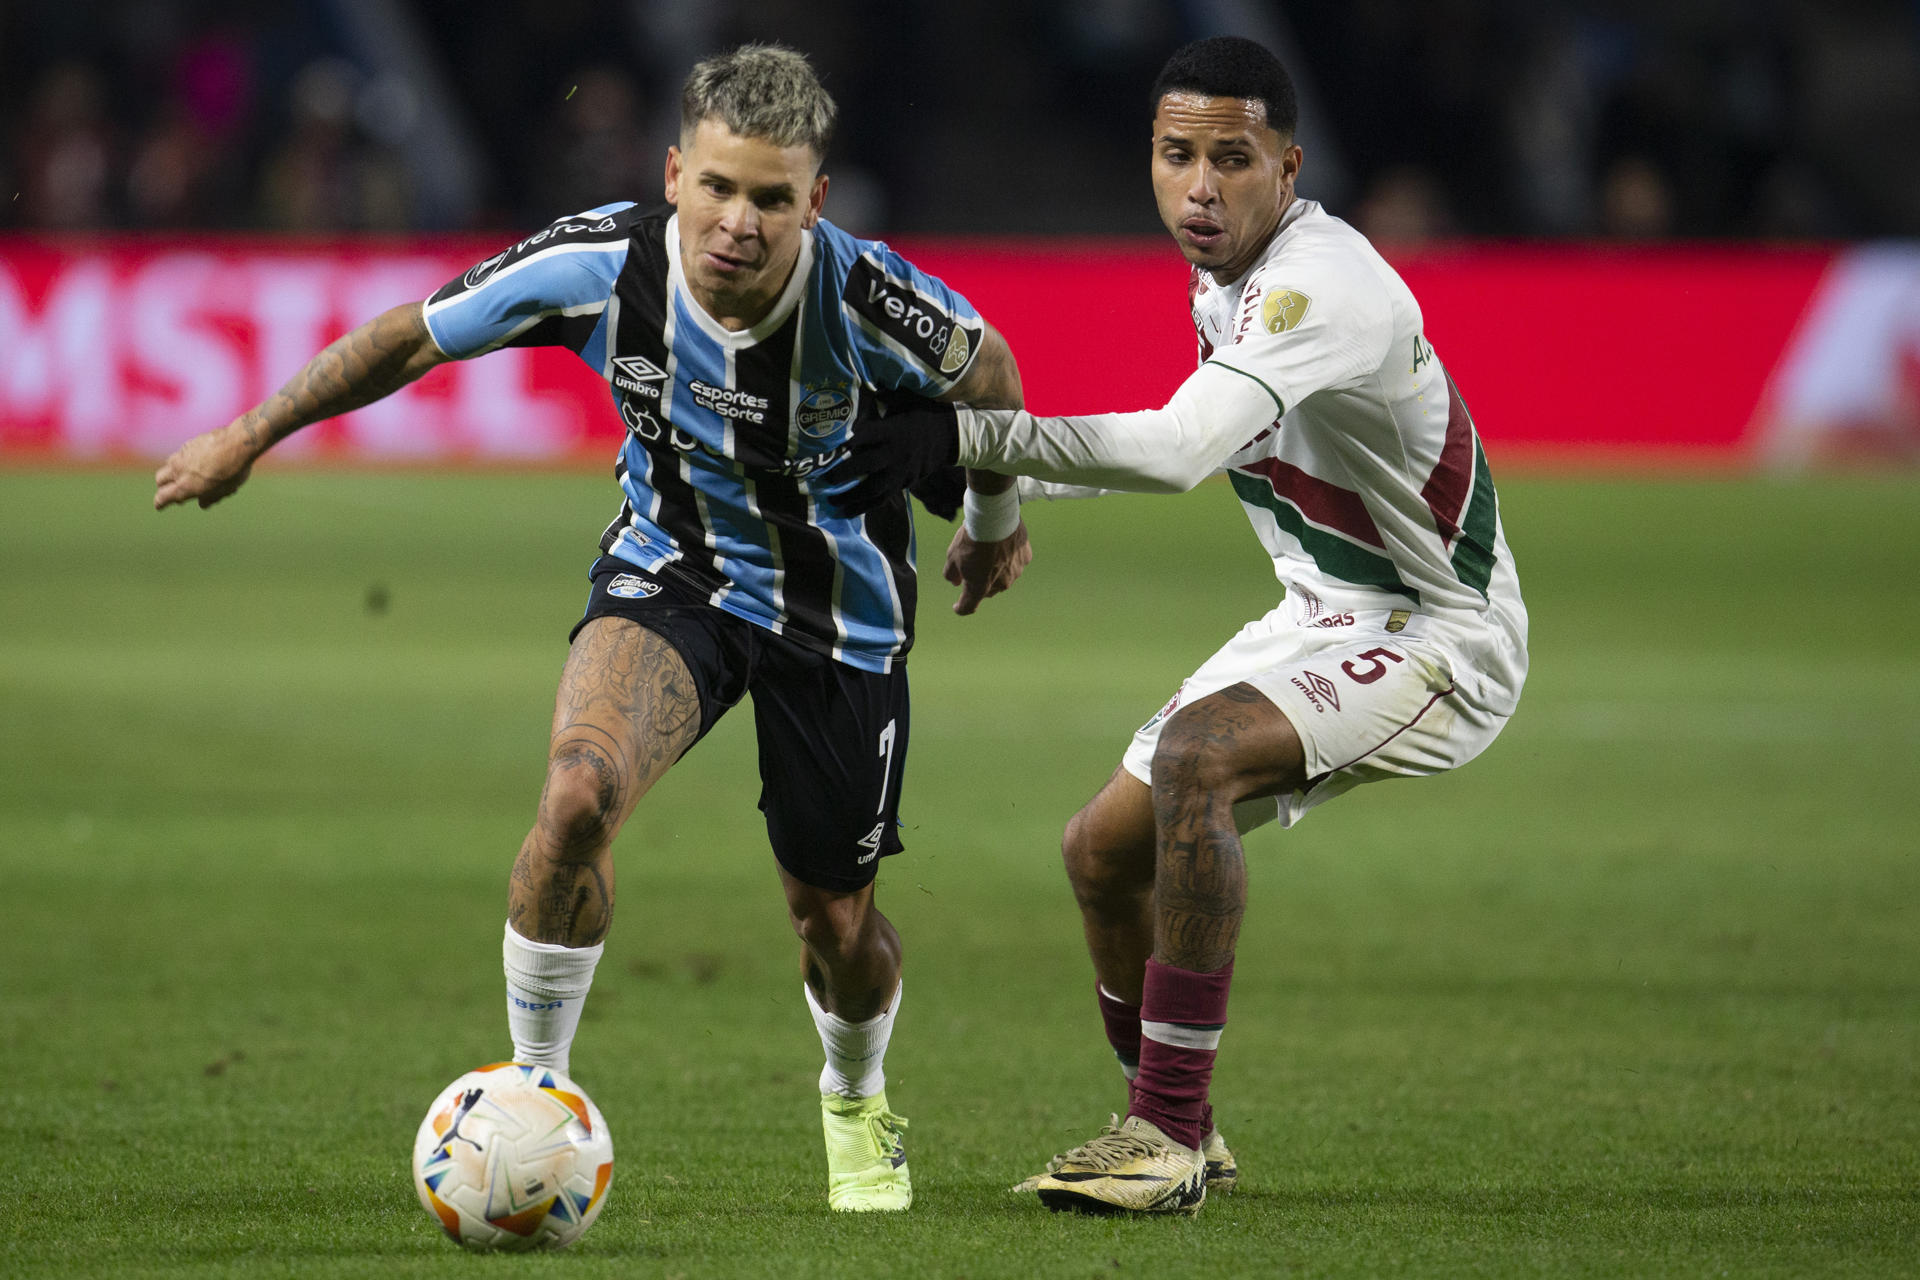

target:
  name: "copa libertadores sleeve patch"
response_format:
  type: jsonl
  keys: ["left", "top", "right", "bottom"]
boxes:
{"left": 844, "top": 256, "right": 981, "bottom": 378}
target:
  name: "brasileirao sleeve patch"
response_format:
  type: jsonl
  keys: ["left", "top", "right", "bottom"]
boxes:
{"left": 844, "top": 256, "right": 982, "bottom": 378}
{"left": 1260, "top": 288, "right": 1312, "bottom": 334}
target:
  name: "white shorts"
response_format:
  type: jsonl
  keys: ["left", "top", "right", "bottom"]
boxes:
{"left": 1121, "top": 597, "right": 1513, "bottom": 832}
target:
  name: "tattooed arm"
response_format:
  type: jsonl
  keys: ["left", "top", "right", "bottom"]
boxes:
{"left": 938, "top": 319, "right": 1023, "bottom": 497}
{"left": 941, "top": 319, "right": 1023, "bottom": 412}
{"left": 154, "top": 302, "right": 448, "bottom": 510}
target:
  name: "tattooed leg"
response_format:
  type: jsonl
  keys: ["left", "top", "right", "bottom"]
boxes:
{"left": 1118, "top": 684, "right": 1311, "bottom": 1143}
{"left": 1147, "top": 683, "right": 1308, "bottom": 972}
{"left": 508, "top": 618, "right": 703, "bottom": 947}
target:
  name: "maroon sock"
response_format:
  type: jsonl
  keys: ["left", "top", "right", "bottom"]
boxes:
{"left": 1128, "top": 957, "right": 1232, "bottom": 1150}
{"left": 1095, "top": 983, "right": 1142, "bottom": 1077}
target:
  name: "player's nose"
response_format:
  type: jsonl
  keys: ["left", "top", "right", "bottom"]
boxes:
{"left": 1187, "top": 161, "right": 1220, "bottom": 204}
{"left": 720, "top": 198, "right": 760, "bottom": 239}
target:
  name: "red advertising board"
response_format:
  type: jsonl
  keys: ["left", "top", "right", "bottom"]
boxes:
{"left": 0, "top": 232, "right": 1897, "bottom": 466}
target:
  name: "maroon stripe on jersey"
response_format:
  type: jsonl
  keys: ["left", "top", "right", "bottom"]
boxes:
{"left": 1235, "top": 456, "right": 1385, "bottom": 548}
{"left": 1188, "top": 267, "right": 1215, "bottom": 362}
{"left": 1420, "top": 370, "right": 1476, "bottom": 547}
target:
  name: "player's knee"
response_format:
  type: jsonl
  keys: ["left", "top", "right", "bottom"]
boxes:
{"left": 1067, "top": 809, "right": 1152, "bottom": 921}
{"left": 786, "top": 885, "right": 869, "bottom": 964}
{"left": 1061, "top": 808, "right": 1142, "bottom": 905}
{"left": 1149, "top": 718, "right": 1245, "bottom": 806}
{"left": 537, "top": 741, "right": 627, "bottom": 859}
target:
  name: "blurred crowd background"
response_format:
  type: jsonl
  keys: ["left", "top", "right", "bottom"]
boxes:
{"left": 4, "top": 0, "right": 1919, "bottom": 242}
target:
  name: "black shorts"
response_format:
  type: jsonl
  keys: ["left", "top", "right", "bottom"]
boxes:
{"left": 572, "top": 557, "right": 908, "bottom": 892}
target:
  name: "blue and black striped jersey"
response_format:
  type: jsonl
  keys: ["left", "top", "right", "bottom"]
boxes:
{"left": 422, "top": 203, "right": 984, "bottom": 673}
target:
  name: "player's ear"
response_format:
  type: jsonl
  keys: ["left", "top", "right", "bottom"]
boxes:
{"left": 1282, "top": 143, "right": 1303, "bottom": 185}
{"left": 664, "top": 146, "right": 683, "bottom": 204}
{"left": 803, "top": 172, "right": 829, "bottom": 230}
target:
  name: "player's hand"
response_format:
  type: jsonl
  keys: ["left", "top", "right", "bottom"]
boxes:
{"left": 907, "top": 465, "right": 965, "bottom": 520}
{"left": 944, "top": 521, "right": 1031, "bottom": 615}
{"left": 154, "top": 421, "right": 259, "bottom": 511}
{"left": 833, "top": 399, "right": 960, "bottom": 516}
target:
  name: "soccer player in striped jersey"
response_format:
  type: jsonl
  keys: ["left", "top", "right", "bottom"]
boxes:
{"left": 834, "top": 36, "right": 1528, "bottom": 1215}
{"left": 153, "top": 45, "right": 1029, "bottom": 1213}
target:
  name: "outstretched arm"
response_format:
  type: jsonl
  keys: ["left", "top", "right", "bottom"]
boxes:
{"left": 955, "top": 361, "right": 1277, "bottom": 494}
{"left": 154, "top": 302, "right": 449, "bottom": 510}
{"left": 936, "top": 320, "right": 1032, "bottom": 614}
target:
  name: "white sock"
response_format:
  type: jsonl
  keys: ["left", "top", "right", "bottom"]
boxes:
{"left": 805, "top": 980, "right": 900, "bottom": 1099}
{"left": 502, "top": 922, "right": 603, "bottom": 1078}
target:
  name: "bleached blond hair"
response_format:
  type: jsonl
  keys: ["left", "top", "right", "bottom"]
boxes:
{"left": 681, "top": 44, "right": 836, "bottom": 160}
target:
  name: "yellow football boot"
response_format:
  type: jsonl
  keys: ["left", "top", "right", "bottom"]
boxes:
{"left": 820, "top": 1090, "right": 911, "bottom": 1212}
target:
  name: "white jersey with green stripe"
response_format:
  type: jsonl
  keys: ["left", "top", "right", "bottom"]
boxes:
{"left": 956, "top": 199, "right": 1526, "bottom": 713}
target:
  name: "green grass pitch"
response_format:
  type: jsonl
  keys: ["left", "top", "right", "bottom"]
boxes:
{"left": 2, "top": 468, "right": 1916, "bottom": 1278}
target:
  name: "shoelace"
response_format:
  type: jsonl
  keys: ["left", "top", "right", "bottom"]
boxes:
{"left": 1042, "top": 1114, "right": 1169, "bottom": 1172}
{"left": 868, "top": 1108, "right": 907, "bottom": 1153}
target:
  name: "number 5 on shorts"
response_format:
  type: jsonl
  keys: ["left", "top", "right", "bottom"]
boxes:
{"left": 1341, "top": 647, "right": 1404, "bottom": 685}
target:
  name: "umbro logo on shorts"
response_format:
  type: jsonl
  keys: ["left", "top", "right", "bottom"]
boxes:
{"left": 607, "top": 573, "right": 662, "bottom": 600}
{"left": 1291, "top": 669, "right": 1342, "bottom": 713}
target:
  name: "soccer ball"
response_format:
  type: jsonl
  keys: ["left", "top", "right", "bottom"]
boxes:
{"left": 411, "top": 1062, "right": 614, "bottom": 1251}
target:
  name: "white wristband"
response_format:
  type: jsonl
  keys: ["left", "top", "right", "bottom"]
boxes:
{"left": 963, "top": 484, "right": 1021, "bottom": 542}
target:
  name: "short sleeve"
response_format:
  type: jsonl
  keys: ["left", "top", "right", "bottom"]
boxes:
{"left": 833, "top": 235, "right": 984, "bottom": 396}
{"left": 422, "top": 204, "right": 634, "bottom": 359}
{"left": 1204, "top": 258, "right": 1393, "bottom": 415}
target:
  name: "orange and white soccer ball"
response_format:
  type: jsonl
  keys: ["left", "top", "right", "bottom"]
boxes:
{"left": 411, "top": 1062, "right": 614, "bottom": 1251}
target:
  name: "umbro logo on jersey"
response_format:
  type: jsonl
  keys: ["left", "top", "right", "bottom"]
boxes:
{"left": 1290, "top": 670, "right": 1341, "bottom": 713}
{"left": 611, "top": 355, "right": 668, "bottom": 398}
{"left": 606, "top": 573, "right": 662, "bottom": 600}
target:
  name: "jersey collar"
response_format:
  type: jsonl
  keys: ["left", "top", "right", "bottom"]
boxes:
{"left": 1202, "top": 199, "right": 1317, "bottom": 293}
{"left": 665, "top": 213, "right": 816, "bottom": 348}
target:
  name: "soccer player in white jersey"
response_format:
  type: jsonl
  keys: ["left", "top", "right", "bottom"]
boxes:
{"left": 835, "top": 36, "right": 1528, "bottom": 1215}
{"left": 154, "top": 46, "right": 1030, "bottom": 1213}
